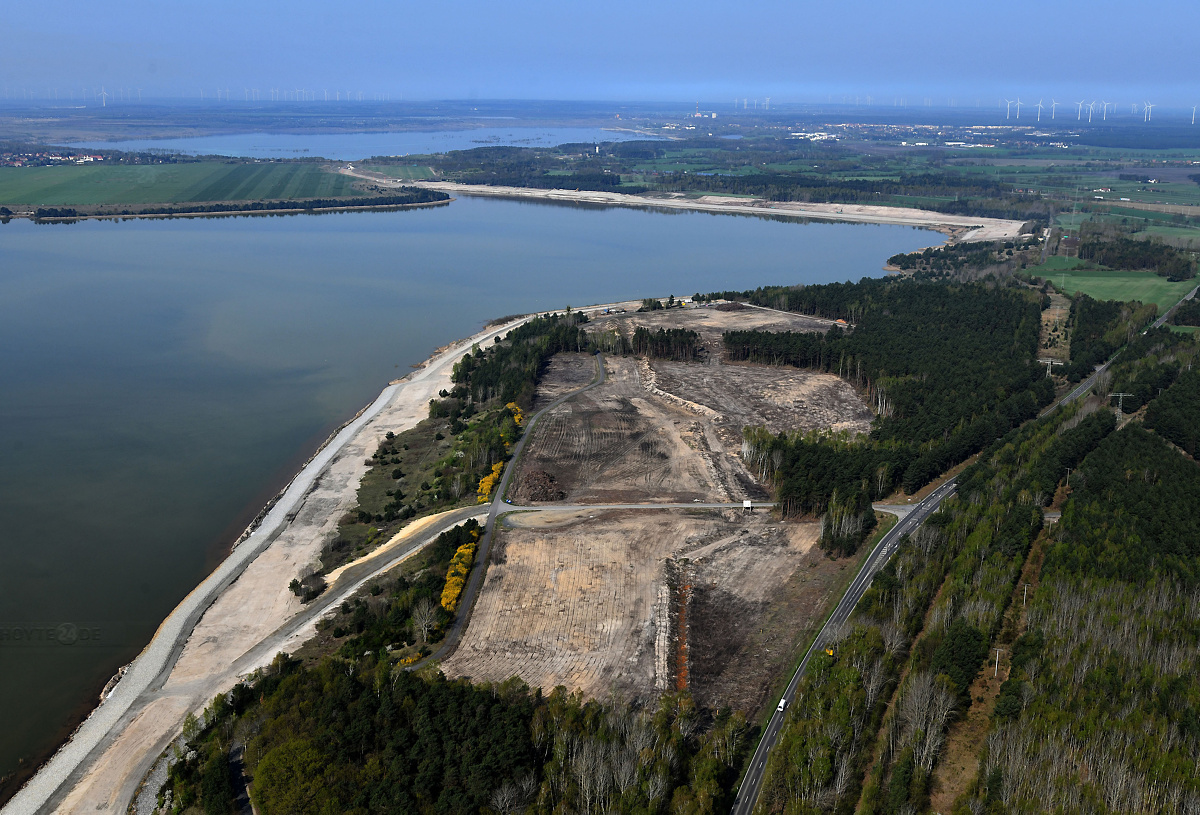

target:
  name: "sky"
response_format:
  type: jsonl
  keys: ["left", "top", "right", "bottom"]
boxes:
{"left": 2, "top": 0, "right": 1198, "bottom": 106}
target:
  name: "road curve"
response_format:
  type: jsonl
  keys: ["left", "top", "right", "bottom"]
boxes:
{"left": 731, "top": 284, "right": 1200, "bottom": 813}
{"left": 730, "top": 478, "right": 958, "bottom": 815}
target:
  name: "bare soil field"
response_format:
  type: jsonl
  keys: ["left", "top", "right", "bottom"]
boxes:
{"left": 584, "top": 304, "right": 833, "bottom": 361}
{"left": 650, "top": 359, "right": 874, "bottom": 448}
{"left": 443, "top": 509, "right": 836, "bottom": 716}
{"left": 511, "top": 355, "right": 728, "bottom": 504}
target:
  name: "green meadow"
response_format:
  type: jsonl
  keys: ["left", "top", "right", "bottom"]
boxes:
{"left": 1029, "top": 261, "right": 1197, "bottom": 313}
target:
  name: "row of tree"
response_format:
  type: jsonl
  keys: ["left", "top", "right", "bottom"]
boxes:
{"left": 1078, "top": 236, "right": 1197, "bottom": 280}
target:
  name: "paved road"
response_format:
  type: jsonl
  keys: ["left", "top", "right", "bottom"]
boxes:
{"left": 731, "top": 282, "right": 1200, "bottom": 813}
{"left": 730, "top": 478, "right": 958, "bottom": 814}
{"left": 1044, "top": 282, "right": 1199, "bottom": 416}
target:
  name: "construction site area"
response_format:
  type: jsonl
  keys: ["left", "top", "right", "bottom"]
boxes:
{"left": 442, "top": 303, "right": 881, "bottom": 715}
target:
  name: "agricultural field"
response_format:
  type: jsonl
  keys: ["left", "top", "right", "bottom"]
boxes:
{"left": 0, "top": 161, "right": 359, "bottom": 206}
{"left": 1029, "top": 263, "right": 1197, "bottom": 312}
{"left": 358, "top": 163, "right": 437, "bottom": 181}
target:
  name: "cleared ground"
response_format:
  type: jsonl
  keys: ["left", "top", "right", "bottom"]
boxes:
{"left": 442, "top": 509, "right": 830, "bottom": 715}
{"left": 584, "top": 303, "right": 834, "bottom": 359}
{"left": 651, "top": 359, "right": 873, "bottom": 447}
{"left": 513, "top": 341, "right": 871, "bottom": 505}
{"left": 511, "top": 354, "right": 726, "bottom": 504}
{"left": 448, "top": 307, "right": 877, "bottom": 715}
{"left": 0, "top": 162, "right": 359, "bottom": 206}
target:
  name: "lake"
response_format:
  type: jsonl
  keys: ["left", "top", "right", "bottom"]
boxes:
{"left": 69, "top": 126, "right": 660, "bottom": 160}
{"left": 0, "top": 194, "right": 935, "bottom": 792}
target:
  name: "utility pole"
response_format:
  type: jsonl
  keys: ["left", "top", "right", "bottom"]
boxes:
{"left": 1039, "top": 358, "right": 1065, "bottom": 378}
{"left": 1065, "top": 467, "right": 1072, "bottom": 488}
{"left": 1110, "top": 392, "right": 1135, "bottom": 420}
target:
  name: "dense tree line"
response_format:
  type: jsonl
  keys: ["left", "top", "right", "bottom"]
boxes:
{"left": 1046, "top": 426, "right": 1200, "bottom": 584}
{"left": 1079, "top": 236, "right": 1197, "bottom": 280}
{"left": 630, "top": 327, "right": 701, "bottom": 361}
{"left": 450, "top": 312, "right": 590, "bottom": 408}
{"left": 886, "top": 242, "right": 1009, "bottom": 274}
{"left": 1144, "top": 367, "right": 1200, "bottom": 456}
{"left": 163, "top": 659, "right": 752, "bottom": 815}
{"left": 725, "top": 279, "right": 1052, "bottom": 521}
{"left": 963, "top": 422, "right": 1200, "bottom": 812}
{"left": 759, "top": 388, "right": 1121, "bottom": 814}
{"left": 124, "top": 188, "right": 449, "bottom": 216}
{"left": 1173, "top": 299, "right": 1200, "bottom": 326}
{"left": 1064, "top": 294, "right": 1156, "bottom": 381}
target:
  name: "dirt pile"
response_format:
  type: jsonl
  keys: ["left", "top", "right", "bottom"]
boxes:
{"left": 514, "top": 469, "right": 567, "bottom": 502}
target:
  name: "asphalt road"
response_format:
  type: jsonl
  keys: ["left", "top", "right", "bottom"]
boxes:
{"left": 731, "top": 282, "right": 1200, "bottom": 813}
{"left": 729, "top": 477, "right": 958, "bottom": 815}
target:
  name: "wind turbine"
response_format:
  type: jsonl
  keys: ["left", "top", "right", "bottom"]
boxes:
{"left": 1015, "top": 98, "right": 1022, "bottom": 119}
{"left": 99, "top": 86, "right": 108, "bottom": 107}
{"left": 1076, "top": 100, "right": 1085, "bottom": 120}
{"left": 1087, "top": 101, "right": 1096, "bottom": 122}
{"left": 1004, "top": 98, "right": 1013, "bottom": 119}
{"left": 1101, "top": 101, "right": 1109, "bottom": 120}
{"left": 1051, "top": 99, "right": 1059, "bottom": 119}
{"left": 137, "top": 88, "right": 142, "bottom": 102}
{"left": 1144, "top": 102, "right": 1154, "bottom": 122}
{"left": 1192, "top": 105, "right": 1197, "bottom": 125}
{"left": 1036, "top": 99, "right": 1044, "bottom": 122}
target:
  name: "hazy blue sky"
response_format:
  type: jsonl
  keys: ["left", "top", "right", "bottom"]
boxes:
{"left": 2, "top": 0, "right": 1197, "bottom": 104}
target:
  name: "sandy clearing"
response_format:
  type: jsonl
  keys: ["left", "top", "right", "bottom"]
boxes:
{"left": 442, "top": 510, "right": 825, "bottom": 709}
{"left": 340, "top": 169, "right": 1024, "bottom": 243}
{"left": 5, "top": 317, "right": 531, "bottom": 815}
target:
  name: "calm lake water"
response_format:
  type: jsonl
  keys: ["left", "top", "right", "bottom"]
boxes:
{"left": 69, "top": 126, "right": 659, "bottom": 160}
{"left": 0, "top": 195, "right": 935, "bottom": 789}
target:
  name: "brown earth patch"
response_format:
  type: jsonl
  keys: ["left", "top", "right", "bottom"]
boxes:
{"left": 510, "top": 355, "right": 726, "bottom": 504}
{"left": 442, "top": 510, "right": 823, "bottom": 712}
{"left": 585, "top": 303, "right": 834, "bottom": 361}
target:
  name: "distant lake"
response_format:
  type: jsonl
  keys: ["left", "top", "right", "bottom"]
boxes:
{"left": 0, "top": 194, "right": 936, "bottom": 795}
{"left": 69, "top": 126, "right": 661, "bottom": 160}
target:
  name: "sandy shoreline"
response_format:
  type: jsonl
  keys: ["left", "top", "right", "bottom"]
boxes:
{"left": 339, "top": 168, "right": 1026, "bottom": 243}
{"left": 2, "top": 316, "right": 538, "bottom": 815}
{"left": 3, "top": 295, "right": 658, "bottom": 815}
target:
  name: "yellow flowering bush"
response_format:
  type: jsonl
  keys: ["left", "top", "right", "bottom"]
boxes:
{"left": 476, "top": 462, "right": 505, "bottom": 503}
{"left": 440, "top": 532, "right": 479, "bottom": 612}
{"left": 505, "top": 401, "right": 524, "bottom": 427}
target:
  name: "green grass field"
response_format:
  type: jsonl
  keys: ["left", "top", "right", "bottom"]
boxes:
{"left": 1170, "top": 325, "right": 1199, "bottom": 335}
{"left": 359, "top": 164, "right": 436, "bottom": 181}
{"left": 1029, "top": 264, "right": 1197, "bottom": 312}
{"left": 0, "top": 162, "right": 359, "bottom": 206}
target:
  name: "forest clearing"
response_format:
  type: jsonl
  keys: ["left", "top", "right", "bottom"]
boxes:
{"left": 444, "top": 303, "right": 876, "bottom": 713}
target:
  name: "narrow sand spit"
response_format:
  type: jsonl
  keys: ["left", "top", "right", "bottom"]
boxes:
{"left": 339, "top": 169, "right": 1025, "bottom": 243}
{"left": 3, "top": 317, "right": 529, "bottom": 815}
